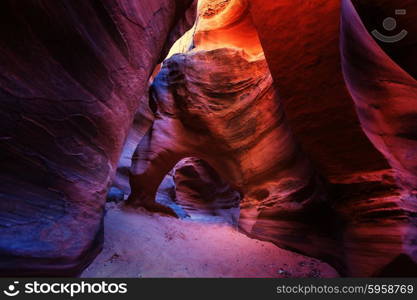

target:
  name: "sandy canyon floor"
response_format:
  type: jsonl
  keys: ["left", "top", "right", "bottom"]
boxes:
{"left": 82, "top": 203, "right": 339, "bottom": 278}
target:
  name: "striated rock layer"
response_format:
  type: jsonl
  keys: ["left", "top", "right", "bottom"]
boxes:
{"left": 0, "top": 0, "right": 196, "bottom": 276}
{"left": 245, "top": 0, "right": 417, "bottom": 276}
{"left": 173, "top": 158, "right": 241, "bottom": 224}
{"left": 126, "top": 0, "right": 417, "bottom": 277}
{"left": 340, "top": 0, "right": 417, "bottom": 276}
{"left": 248, "top": 0, "right": 389, "bottom": 177}
{"left": 234, "top": 0, "right": 416, "bottom": 276}
{"left": 127, "top": 45, "right": 329, "bottom": 261}
{"left": 153, "top": 157, "right": 241, "bottom": 224}
{"left": 341, "top": 0, "right": 417, "bottom": 192}
{"left": 128, "top": 0, "right": 339, "bottom": 273}
{"left": 2, "top": 0, "right": 416, "bottom": 278}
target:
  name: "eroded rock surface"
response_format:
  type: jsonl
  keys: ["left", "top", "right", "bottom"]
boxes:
{"left": 248, "top": 0, "right": 389, "bottom": 177}
{"left": 127, "top": 0, "right": 339, "bottom": 274}
{"left": 2, "top": 0, "right": 417, "bottom": 278}
{"left": 0, "top": 0, "right": 196, "bottom": 276}
{"left": 127, "top": 43, "right": 329, "bottom": 270}
{"left": 341, "top": 0, "right": 417, "bottom": 192}
{"left": 171, "top": 158, "right": 241, "bottom": 224}
{"left": 126, "top": 0, "right": 417, "bottom": 277}
{"left": 340, "top": 0, "right": 417, "bottom": 276}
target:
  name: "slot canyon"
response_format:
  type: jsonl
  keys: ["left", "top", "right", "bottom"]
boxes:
{"left": 0, "top": 0, "right": 416, "bottom": 277}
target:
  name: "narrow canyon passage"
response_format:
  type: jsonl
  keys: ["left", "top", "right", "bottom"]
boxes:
{"left": 97, "top": 0, "right": 336, "bottom": 278}
{"left": 1, "top": 0, "right": 417, "bottom": 278}
{"left": 122, "top": 0, "right": 332, "bottom": 275}
{"left": 109, "top": 0, "right": 417, "bottom": 277}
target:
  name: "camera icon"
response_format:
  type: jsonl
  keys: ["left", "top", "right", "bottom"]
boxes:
{"left": 3, "top": 281, "right": 20, "bottom": 297}
{"left": 371, "top": 9, "right": 408, "bottom": 43}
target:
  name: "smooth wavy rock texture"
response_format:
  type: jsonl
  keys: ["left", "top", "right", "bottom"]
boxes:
{"left": 127, "top": 45, "right": 329, "bottom": 262}
{"left": 171, "top": 158, "right": 241, "bottom": 224}
{"left": 340, "top": 0, "right": 417, "bottom": 276}
{"left": 0, "top": 0, "right": 196, "bottom": 276}
{"left": 2, "top": 0, "right": 417, "bottom": 278}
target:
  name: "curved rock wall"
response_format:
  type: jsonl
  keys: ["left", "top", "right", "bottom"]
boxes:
{"left": 173, "top": 158, "right": 241, "bottom": 224}
{"left": 248, "top": 0, "right": 389, "bottom": 177}
{"left": 341, "top": 0, "right": 417, "bottom": 191}
{"left": 128, "top": 45, "right": 328, "bottom": 244}
{"left": 2, "top": 0, "right": 417, "bottom": 278}
{"left": 128, "top": 0, "right": 331, "bottom": 270}
{"left": 0, "top": 0, "right": 196, "bottom": 276}
{"left": 194, "top": 0, "right": 263, "bottom": 59}
{"left": 126, "top": 0, "right": 417, "bottom": 276}
{"left": 340, "top": 0, "right": 417, "bottom": 276}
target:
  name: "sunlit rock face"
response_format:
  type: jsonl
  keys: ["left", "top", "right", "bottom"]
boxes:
{"left": 194, "top": 0, "right": 263, "bottom": 59}
{"left": 0, "top": 0, "right": 196, "bottom": 276}
{"left": 244, "top": 0, "right": 417, "bottom": 277}
{"left": 2, "top": 0, "right": 416, "bottom": 278}
{"left": 125, "top": 0, "right": 417, "bottom": 277}
{"left": 248, "top": 0, "right": 389, "bottom": 177}
{"left": 167, "top": 0, "right": 263, "bottom": 60}
{"left": 128, "top": 0, "right": 330, "bottom": 269}
{"left": 128, "top": 46, "right": 327, "bottom": 239}
{"left": 340, "top": 0, "right": 417, "bottom": 276}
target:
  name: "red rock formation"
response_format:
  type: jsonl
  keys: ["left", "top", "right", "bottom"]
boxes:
{"left": 248, "top": 0, "right": 389, "bottom": 177}
{"left": 2, "top": 0, "right": 416, "bottom": 278}
{"left": 126, "top": 0, "right": 417, "bottom": 277}
{"left": 127, "top": 44, "right": 328, "bottom": 238}
{"left": 0, "top": 0, "right": 196, "bottom": 276}
{"left": 194, "top": 0, "right": 263, "bottom": 59}
{"left": 172, "top": 158, "right": 241, "bottom": 224}
{"left": 340, "top": 0, "right": 417, "bottom": 276}
{"left": 332, "top": 170, "right": 417, "bottom": 276}
{"left": 341, "top": 0, "right": 417, "bottom": 192}
{"left": 127, "top": 0, "right": 330, "bottom": 270}
{"left": 113, "top": 94, "right": 154, "bottom": 194}
{"left": 244, "top": 0, "right": 417, "bottom": 276}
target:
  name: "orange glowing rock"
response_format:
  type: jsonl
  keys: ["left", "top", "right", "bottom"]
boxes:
{"left": 168, "top": 0, "right": 263, "bottom": 60}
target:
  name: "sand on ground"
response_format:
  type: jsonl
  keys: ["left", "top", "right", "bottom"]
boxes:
{"left": 81, "top": 203, "right": 339, "bottom": 278}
